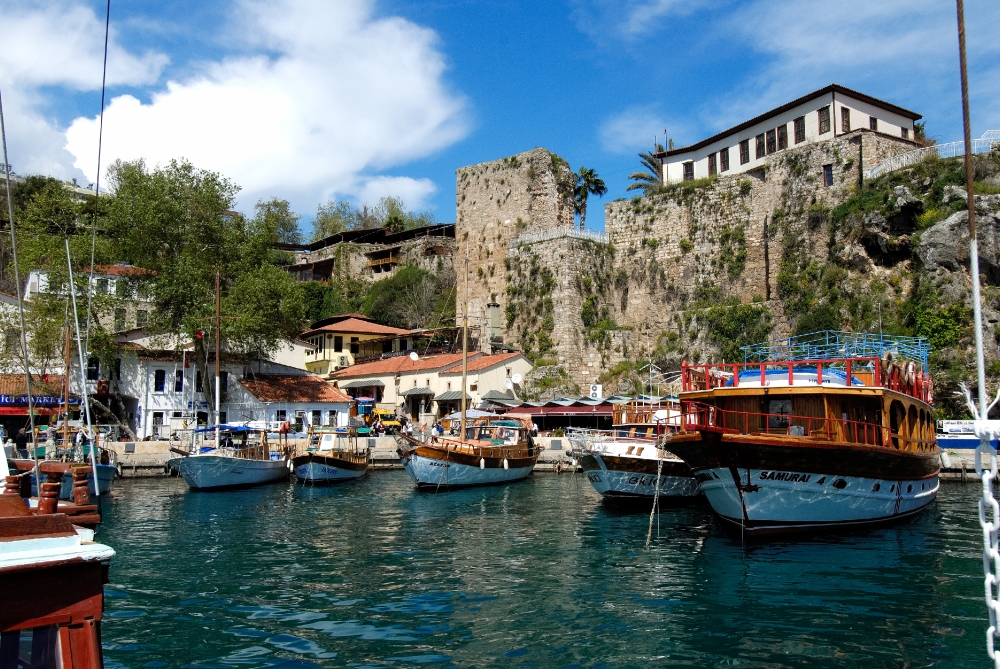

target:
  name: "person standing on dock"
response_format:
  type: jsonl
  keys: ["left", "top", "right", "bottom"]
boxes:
{"left": 14, "top": 428, "right": 28, "bottom": 458}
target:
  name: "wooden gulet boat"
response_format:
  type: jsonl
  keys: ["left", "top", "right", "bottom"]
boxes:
{"left": 292, "top": 426, "right": 370, "bottom": 484}
{"left": 396, "top": 417, "right": 538, "bottom": 489}
{"left": 661, "top": 331, "right": 940, "bottom": 536}
{"left": 395, "top": 253, "right": 539, "bottom": 488}
{"left": 570, "top": 401, "right": 699, "bottom": 502}
{"left": 0, "top": 486, "right": 114, "bottom": 669}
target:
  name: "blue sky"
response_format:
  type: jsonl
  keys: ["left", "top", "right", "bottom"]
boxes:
{"left": 2, "top": 0, "right": 998, "bottom": 233}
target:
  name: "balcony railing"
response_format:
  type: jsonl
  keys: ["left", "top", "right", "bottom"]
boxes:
{"left": 680, "top": 357, "right": 933, "bottom": 404}
{"left": 681, "top": 401, "right": 937, "bottom": 453}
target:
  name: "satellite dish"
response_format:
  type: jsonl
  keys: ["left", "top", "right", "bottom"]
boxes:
{"left": 409, "top": 352, "right": 419, "bottom": 361}
{"left": 511, "top": 373, "right": 522, "bottom": 384}
{"left": 504, "top": 379, "right": 513, "bottom": 389}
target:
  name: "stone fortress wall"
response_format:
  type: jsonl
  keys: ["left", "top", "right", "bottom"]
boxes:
{"left": 456, "top": 131, "right": 917, "bottom": 394}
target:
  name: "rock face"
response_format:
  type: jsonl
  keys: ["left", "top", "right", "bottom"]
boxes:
{"left": 455, "top": 132, "right": 996, "bottom": 397}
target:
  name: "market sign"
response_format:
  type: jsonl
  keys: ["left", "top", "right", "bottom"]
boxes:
{"left": 0, "top": 394, "right": 80, "bottom": 406}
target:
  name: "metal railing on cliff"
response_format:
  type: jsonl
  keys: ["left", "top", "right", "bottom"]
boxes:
{"left": 509, "top": 227, "right": 609, "bottom": 249}
{"left": 865, "top": 130, "right": 1000, "bottom": 180}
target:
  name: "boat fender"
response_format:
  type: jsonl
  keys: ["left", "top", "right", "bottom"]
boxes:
{"left": 480, "top": 458, "right": 486, "bottom": 470}
{"left": 503, "top": 458, "right": 509, "bottom": 471}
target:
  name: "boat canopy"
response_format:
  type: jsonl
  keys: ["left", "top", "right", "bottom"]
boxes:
{"left": 740, "top": 330, "right": 930, "bottom": 373}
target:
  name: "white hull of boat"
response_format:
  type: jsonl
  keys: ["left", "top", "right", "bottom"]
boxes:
{"left": 178, "top": 455, "right": 289, "bottom": 490}
{"left": 583, "top": 463, "right": 700, "bottom": 499}
{"left": 696, "top": 467, "right": 939, "bottom": 534}
{"left": 294, "top": 460, "right": 366, "bottom": 483}
{"left": 401, "top": 452, "right": 533, "bottom": 488}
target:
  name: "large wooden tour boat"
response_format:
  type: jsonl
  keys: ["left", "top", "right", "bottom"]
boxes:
{"left": 661, "top": 331, "right": 940, "bottom": 535}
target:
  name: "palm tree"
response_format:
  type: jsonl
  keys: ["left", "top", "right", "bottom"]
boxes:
{"left": 575, "top": 167, "right": 607, "bottom": 231}
{"left": 627, "top": 143, "right": 665, "bottom": 195}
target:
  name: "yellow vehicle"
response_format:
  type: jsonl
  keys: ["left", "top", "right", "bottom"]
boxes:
{"left": 367, "top": 408, "right": 401, "bottom": 432}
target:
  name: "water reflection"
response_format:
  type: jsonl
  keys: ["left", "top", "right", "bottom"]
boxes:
{"left": 100, "top": 474, "right": 984, "bottom": 668}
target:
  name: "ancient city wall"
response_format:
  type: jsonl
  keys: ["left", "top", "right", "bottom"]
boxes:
{"left": 458, "top": 131, "right": 916, "bottom": 394}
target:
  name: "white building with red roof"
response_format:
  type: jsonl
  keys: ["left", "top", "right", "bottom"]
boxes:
{"left": 231, "top": 374, "right": 354, "bottom": 429}
{"left": 332, "top": 351, "right": 531, "bottom": 422}
{"left": 300, "top": 313, "right": 414, "bottom": 376}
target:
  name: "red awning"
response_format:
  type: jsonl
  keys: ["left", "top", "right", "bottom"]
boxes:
{"left": 0, "top": 407, "right": 58, "bottom": 416}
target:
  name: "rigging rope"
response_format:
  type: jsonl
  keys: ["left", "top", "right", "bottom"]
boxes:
{"left": 645, "top": 451, "right": 663, "bottom": 549}
{"left": 0, "top": 88, "right": 41, "bottom": 494}
{"left": 84, "top": 0, "right": 112, "bottom": 356}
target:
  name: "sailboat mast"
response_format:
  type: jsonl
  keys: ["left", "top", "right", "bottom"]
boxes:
{"left": 215, "top": 272, "right": 221, "bottom": 451}
{"left": 460, "top": 253, "right": 469, "bottom": 443}
{"left": 64, "top": 324, "right": 71, "bottom": 448}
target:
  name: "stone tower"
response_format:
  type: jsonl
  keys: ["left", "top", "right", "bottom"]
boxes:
{"left": 454, "top": 148, "right": 576, "bottom": 349}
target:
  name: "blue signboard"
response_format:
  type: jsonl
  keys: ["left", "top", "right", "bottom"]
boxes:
{"left": 0, "top": 394, "right": 80, "bottom": 406}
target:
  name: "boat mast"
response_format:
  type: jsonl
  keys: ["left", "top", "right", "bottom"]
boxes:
{"left": 63, "top": 324, "right": 70, "bottom": 449}
{"left": 460, "top": 253, "right": 469, "bottom": 443}
{"left": 215, "top": 271, "right": 221, "bottom": 451}
{"left": 0, "top": 87, "right": 40, "bottom": 490}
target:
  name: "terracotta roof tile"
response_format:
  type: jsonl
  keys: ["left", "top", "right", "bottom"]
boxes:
{"left": 440, "top": 352, "right": 524, "bottom": 374}
{"left": 302, "top": 318, "right": 411, "bottom": 337}
{"left": 333, "top": 352, "right": 480, "bottom": 379}
{"left": 89, "top": 264, "right": 155, "bottom": 277}
{"left": 0, "top": 374, "right": 68, "bottom": 397}
{"left": 239, "top": 375, "right": 353, "bottom": 403}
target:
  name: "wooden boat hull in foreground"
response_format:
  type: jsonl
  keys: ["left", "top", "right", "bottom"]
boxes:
{"left": 292, "top": 452, "right": 368, "bottom": 483}
{"left": 666, "top": 432, "right": 940, "bottom": 536}
{"left": 177, "top": 455, "right": 290, "bottom": 491}
{"left": 396, "top": 436, "right": 536, "bottom": 489}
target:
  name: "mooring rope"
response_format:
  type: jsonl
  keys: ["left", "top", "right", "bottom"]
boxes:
{"left": 645, "top": 451, "right": 664, "bottom": 549}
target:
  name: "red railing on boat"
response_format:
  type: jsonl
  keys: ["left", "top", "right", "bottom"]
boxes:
{"left": 680, "top": 357, "right": 933, "bottom": 404}
{"left": 680, "top": 401, "right": 937, "bottom": 453}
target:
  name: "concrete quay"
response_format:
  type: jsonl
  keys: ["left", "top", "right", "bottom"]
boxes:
{"left": 110, "top": 434, "right": 581, "bottom": 477}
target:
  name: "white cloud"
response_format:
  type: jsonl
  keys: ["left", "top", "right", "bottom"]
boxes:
{"left": 0, "top": 0, "right": 168, "bottom": 181}
{"left": 573, "top": 0, "right": 715, "bottom": 38}
{"left": 64, "top": 0, "right": 468, "bottom": 214}
{"left": 0, "top": 0, "right": 167, "bottom": 90}
{"left": 714, "top": 0, "right": 1000, "bottom": 139}
{"left": 351, "top": 176, "right": 438, "bottom": 213}
{"left": 599, "top": 106, "right": 680, "bottom": 153}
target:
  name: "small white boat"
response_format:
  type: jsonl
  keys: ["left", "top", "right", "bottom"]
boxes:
{"left": 174, "top": 425, "right": 291, "bottom": 491}
{"left": 292, "top": 427, "right": 370, "bottom": 484}
{"left": 572, "top": 435, "right": 700, "bottom": 501}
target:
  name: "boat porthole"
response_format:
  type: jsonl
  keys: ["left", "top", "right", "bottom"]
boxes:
{"left": 872, "top": 482, "right": 880, "bottom": 492}
{"left": 832, "top": 479, "right": 847, "bottom": 489}
{"left": 890, "top": 484, "right": 895, "bottom": 492}
{"left": 906, "top": 484, "right": 913, "bottom": 493}
{"left": 816, "top": 477, "right": 826, "bottom": 485}
{"left": 921, "top": 483, "right": 925, "bottom": 490}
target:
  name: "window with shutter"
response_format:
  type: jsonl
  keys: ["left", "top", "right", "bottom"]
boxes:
{"left": 708, "top": 153, "right": 717, "bottom": 176}
{"left": 755, "top": 134, "right": 765, "bottom": 159}
{"left": 841, "top": 107, "right": 851, "bottom": 133}
{"left": 720, "top": 147, "right": 730, "bottom": 172}
{"left": 777, "top": 125, "right": 788, "bottom": 150}
{"left": 794, "top": 116, "right": 805, "bottom": 143}
{"left": 739, "top": 140, "right": 750, "bottom": 165}
{"left": 818, "top": 106, "right": 831, "bottom": 134}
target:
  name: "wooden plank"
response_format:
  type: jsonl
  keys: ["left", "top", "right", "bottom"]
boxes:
{"left": 0, "top": 514, "right": 75, "bottom": 539}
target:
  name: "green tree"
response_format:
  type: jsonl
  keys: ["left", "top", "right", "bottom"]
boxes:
{"left": 104, "top": 158, "right": 306, "bottom": 422}
{"left": 363, "top": 265, "right": 454, "bottom": 329}
{"left": 254, "top": 197, "right": 302, "bottom": 244}
{"left": 574, "top": 167, "right": 607, "bottom": 231}
{"left": 312, "top": 200, "right": 355, "bottom": 240}
{"left": 627, "top": 144, "right": 664, "bottom": 195}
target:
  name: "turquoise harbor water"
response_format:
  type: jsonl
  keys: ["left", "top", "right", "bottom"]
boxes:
{"left": 100, "top": 473, "right": 987, "bottom": 668}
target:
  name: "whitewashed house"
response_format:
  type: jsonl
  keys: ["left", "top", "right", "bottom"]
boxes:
{"left": 231, "top": 375, "right": 354, "bottom": 429}
{"left": 660, "top": 84, "right": 921, "bottom": 184}
{"left": 332, "top": 351, "right": 532, "bottom": 422}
